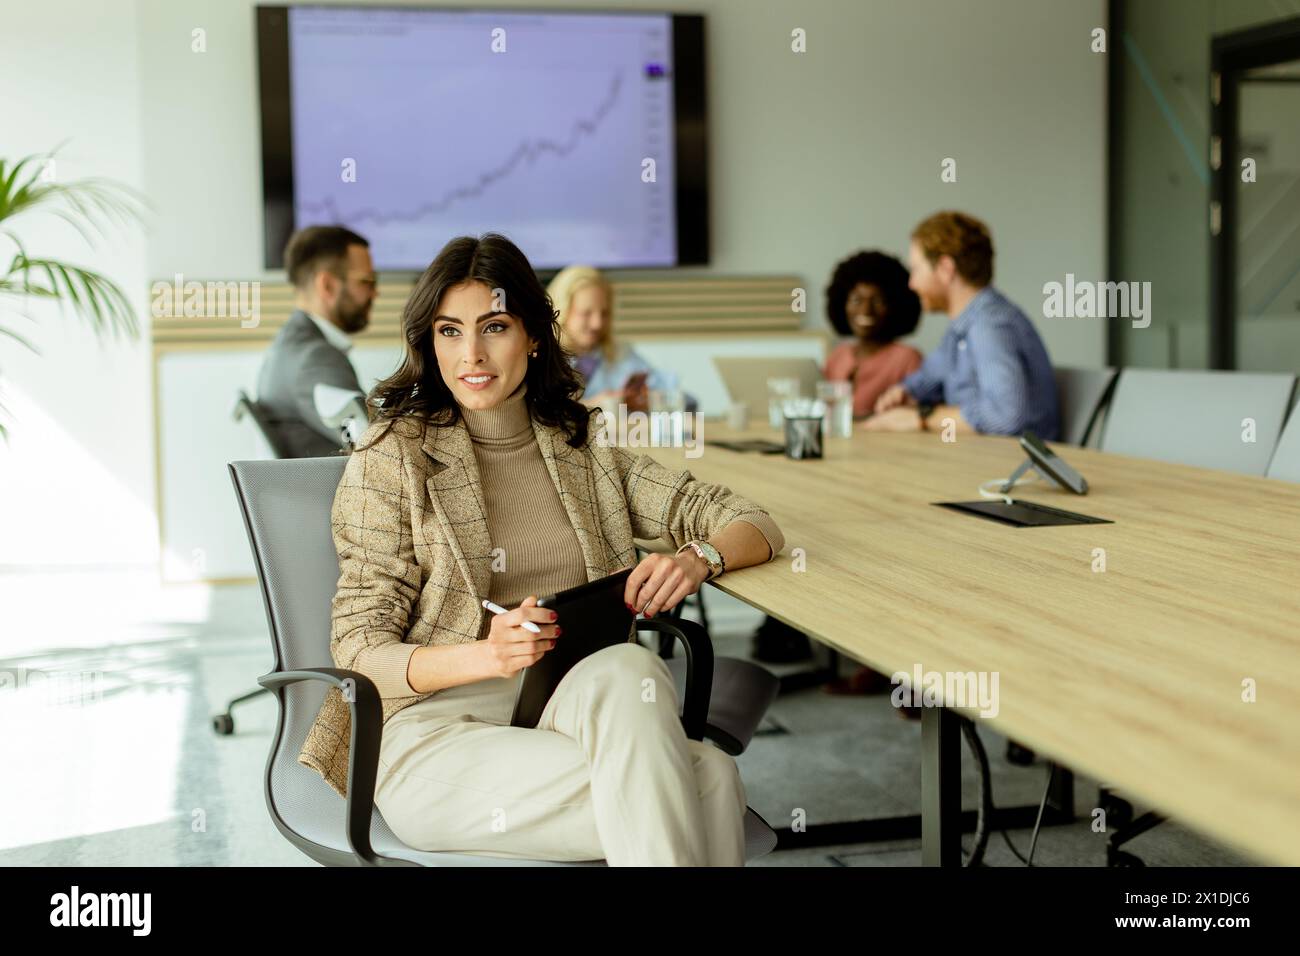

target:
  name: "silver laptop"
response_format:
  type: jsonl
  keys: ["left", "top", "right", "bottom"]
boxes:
{"left": 713, "top": 356, "right": 823, "bottom": 424}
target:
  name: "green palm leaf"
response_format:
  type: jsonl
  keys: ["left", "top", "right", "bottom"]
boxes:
{"left": 0, "top": 147, "right": 148, "bottom": 441}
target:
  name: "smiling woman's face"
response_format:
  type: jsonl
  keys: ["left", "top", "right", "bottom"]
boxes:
{"left": 563, "top": 283, "right": 610, "bottom": 353}
{"left": 432, "top": 280, "right": 537, "bottom": 411}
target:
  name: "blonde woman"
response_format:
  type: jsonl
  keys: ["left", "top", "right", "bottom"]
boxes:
{"left": 546, "top": 265, "right": 695, "bottom": 413}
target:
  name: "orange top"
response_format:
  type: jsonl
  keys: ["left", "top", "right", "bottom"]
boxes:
{"left": 824, "top": 341, "right": 924, "bottom": 418}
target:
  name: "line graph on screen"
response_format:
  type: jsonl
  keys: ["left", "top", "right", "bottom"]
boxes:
{"left": 298, "top": 72, "right": 625, "bottom": 228}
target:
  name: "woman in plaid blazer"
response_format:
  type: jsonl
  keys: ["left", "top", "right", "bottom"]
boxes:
{"left": 299, "top": 233, "right": 784, "bottom": 865}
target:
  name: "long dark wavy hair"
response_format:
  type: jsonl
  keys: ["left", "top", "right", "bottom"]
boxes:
{"left": 824, "top": 250, "right": 921, "bottom": 342}
{"left": 359, "top": 233, "right": 591, "bottom": 451}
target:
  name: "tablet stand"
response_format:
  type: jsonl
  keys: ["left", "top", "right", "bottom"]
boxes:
{"left": 1000, "top": 457, "right": 1056, "bottom": 494}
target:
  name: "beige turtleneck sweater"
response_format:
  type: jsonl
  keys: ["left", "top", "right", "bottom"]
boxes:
{"left": 460, "top": 380, "right": 590, "bottom": 639}
{"left": 457, "top": 379, "right": 783, "bottom": 641}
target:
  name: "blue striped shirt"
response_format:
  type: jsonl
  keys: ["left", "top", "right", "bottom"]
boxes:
{"left": 902, "top": 286, "right": 1059, "bottom": 440}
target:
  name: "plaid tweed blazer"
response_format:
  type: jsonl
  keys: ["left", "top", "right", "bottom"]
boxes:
{"left": 300, "top": 407, "right": 783, "bottom": 798}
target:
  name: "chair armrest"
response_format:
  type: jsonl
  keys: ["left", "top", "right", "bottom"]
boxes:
{"left": 634, "top": 618, "right": 713, "bottom": 742}
{"left": 258, "top": 667, "right": 417, "bottom": 868}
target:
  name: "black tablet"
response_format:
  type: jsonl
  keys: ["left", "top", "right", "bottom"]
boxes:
{"left": 933, "top": 499, "right": 1112, "bottom": 527}
{"left": 705, "top": 438, "right": 786, "bottom": 454}
{"left": 509, "top": 568, "right": 637, "bottom": 729}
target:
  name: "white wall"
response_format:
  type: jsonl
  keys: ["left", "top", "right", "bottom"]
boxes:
{"left": 1, "top": 0, "right": 1107, "bottom": 573}
{"left": 134, "top": 0, "right": 1107, "bottom": 360}
{"left": 0, "top": 0, "right": 155, "bottom": 568}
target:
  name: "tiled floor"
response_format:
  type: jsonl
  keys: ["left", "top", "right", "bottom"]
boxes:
{"left": 0, "top": 573, "right": 1255, "bottom": 867}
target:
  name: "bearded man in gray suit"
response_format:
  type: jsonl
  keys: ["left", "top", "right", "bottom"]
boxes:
{"left": 257, "top": 225, "right": 377, "bottom": 457}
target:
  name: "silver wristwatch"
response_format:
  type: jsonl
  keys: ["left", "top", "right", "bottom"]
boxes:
{"left": 677, "top": 540, "right": 725, "bottom": 581}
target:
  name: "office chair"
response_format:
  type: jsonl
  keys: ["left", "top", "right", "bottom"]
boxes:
{"left": 212, "top": 390, "right": 298, "bottom": 735}
{"left": 1099, "top": 368, "right": 1296, "bottom": 474}
{"left": 1265, "top": 398, "right": 1300, "bottom": 482}
{"left": 629, "top": 541, "right": 783, "bottom": 755}
{"left": 1093, "top": 369, "right": 1296, "bottom": 863}
{"left": 233, "top": 389, "right": 295, "bottom": 459}
{"left": 227, "top": 456, "right": 780, "bottom": 865}
{"left": 1054, "top": 366, "right": 1118, "bottom": 447}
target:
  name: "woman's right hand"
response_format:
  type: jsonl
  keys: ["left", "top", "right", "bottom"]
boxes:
{"left": 481, "top": 595, "right": 561, "bottom": 678}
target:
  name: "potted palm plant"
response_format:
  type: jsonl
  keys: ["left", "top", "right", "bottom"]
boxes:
{"left": 0, "top": 148, "right": 148, "bottom": 440}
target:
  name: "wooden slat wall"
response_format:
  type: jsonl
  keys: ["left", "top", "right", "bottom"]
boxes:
{"left": 149, "top": 274, "right": 806, "bottom": 345}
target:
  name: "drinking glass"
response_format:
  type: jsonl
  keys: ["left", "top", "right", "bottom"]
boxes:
{"left": 817, "top": 380, "right": 853, "bottom": 438}
{"left": 766, "top": 377, "right": 800, "bottom": 429}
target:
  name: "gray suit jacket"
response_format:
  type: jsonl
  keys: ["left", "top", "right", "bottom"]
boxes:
{"left": 256, "top": 310, "right": 364, "bottom": 458}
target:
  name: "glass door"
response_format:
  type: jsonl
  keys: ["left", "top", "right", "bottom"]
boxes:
{"left": 1233, "top": 60, "right": 1300, "bottom": 373}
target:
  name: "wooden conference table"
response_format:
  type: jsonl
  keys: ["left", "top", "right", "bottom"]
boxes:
{"left": 640, "top": 421, "right": 1300, "bottom": 866}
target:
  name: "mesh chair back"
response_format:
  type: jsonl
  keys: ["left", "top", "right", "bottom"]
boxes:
{"left": 1266, "top": 403, "right": 1300, "bottom": 482}
{"left": 1054, "top": 366, "right": 1117, "bottom": 447}
{"left": 235, "top": 389, "right": 295, "bottom": 459}
{"left": 228, "top": 456, "right": 381, "bottom": 851}
{"left": 227, "top": 456, "right": 776, "bottom": 865}
{"left": 1100, "top": 369, "right": 1295, "bottom": 475}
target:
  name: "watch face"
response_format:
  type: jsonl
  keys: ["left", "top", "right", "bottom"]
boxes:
{"left": 681, "top": 541, "right": 722, "bottom": 577}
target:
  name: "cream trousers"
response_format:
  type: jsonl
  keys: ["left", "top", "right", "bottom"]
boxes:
{"left": 373, "top": 641, "right": 748, "bottom": 866}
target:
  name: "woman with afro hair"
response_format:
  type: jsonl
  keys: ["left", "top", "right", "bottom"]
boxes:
{"left": 752, "top": 250, "right": 926, "bottom": 667}
{"left": 823, "top": 250, "right": 924, "bottom": 419}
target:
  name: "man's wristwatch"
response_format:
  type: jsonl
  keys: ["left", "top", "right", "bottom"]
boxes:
{"left": 917, "top": 402, "right": 936, "bottom": 430}
{"left": 677, "top": 540, "right": 725, "bottom": 581}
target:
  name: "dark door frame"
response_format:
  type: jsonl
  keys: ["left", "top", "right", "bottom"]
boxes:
{"left": 1209, "top": 16, "right": 1300, "bottom": 370}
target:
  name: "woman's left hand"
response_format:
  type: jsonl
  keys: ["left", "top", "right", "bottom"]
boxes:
{"left": 624, "top": 552, "right": 710, "bottom": 617}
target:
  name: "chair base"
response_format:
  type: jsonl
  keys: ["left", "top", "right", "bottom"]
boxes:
{"left": 771, "top": 804, "right": 1077, "bottom": 852}
{"left": 211, "top": 686, "right": 271, "bottom": 735}
{"left": 1099, "top": 789, "right": 1165, "bottom": 867}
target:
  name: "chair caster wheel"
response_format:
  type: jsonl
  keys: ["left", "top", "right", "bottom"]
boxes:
{"left": 1108, "top": 849, "right": 1145, "bottom": 867}
{"left": 1005, "top": 741, "right": 1036, "bottom": 766}
{"left": 1100, "top": 792, "right": 1134, "bottom": 830}
{"left": 212, "top": 714, "right": 235, "bottom": 735}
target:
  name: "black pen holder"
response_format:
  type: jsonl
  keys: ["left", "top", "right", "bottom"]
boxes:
{"left": 783, "top": 415, "right": 823, "bottom": 460}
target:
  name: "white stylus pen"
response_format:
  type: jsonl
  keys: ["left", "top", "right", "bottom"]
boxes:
{"left": 481, "top": 599, "right": 542, "bottom": 634}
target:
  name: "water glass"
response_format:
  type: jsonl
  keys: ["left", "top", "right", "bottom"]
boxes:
{"left": 817, "top": 380, "right": 854, "bottom": 438}
{"left": 766, "top": 377, "right": 800, "bottom": 429}
{"left": 648, "top": 387, "right": 686, "bottom": 445}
